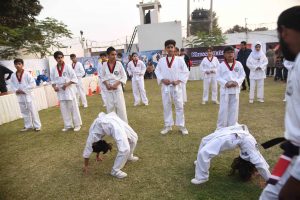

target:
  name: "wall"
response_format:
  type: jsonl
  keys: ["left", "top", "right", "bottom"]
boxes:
{"left": 137, "top": 21, "right": 182, "bottom": 51}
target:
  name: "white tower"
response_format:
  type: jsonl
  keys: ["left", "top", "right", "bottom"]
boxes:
{"left": 136, "top": 0, "right": 161, "bottom": 25}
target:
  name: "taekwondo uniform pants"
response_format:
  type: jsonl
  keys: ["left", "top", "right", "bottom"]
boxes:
{"left": 99, "top": 78, "right": 107, "bottom": 106}
{"left": 112, "top": 134, "right": 137, "bottom": 174}
{"left": 105, "top": 90, "right": 128, "bottom": 123}
{"left": 217, "top": 94, "right": 239, "bottom": 129}
{"left": 60, "top": 99, "right": 82, "bottom": 128}
{"left": 195, "top": 133, "right": 240, "bottom": 180}
{"left": 131, "top": 76, "right": 148, "bottom": 105}
{"left": 76, "top": 78, "right": 88, "bottom": 107}
{"left": 203, "top": 77, "right": 218, "bottom": 102}
{"left": 249, "top": 79, "right": 264, "bottom": 101}
{"left": 19, "top": 101, "right": 41, "bottom": 129}
{"left": 182, "top": 82, "right": 187, "bottom": 103}
{"left": 259, "top": 156, "right": 299, "bottom": 200}
{"left": 161, "top": 84, "right": 185, "bottom": 127}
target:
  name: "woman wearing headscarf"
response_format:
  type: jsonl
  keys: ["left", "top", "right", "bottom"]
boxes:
{"left": 246, "top": 42, "right": 268, "bottom": 103}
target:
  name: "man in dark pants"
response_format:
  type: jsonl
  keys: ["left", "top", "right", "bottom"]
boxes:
{"left": 180, "top": 48, "right": 191, "bottom": 71}
{"left": 237, "top": 41, "right": 252, "bottom": 90}
{"left": 0, "top": 64, "right": 13, "bottom": 95}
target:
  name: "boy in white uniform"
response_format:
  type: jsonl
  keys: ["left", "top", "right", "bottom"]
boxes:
{"left": 155, "top": 39, "right": 190, "bottom": 135}
{"left": 50, "top": 51, "right": 82, "bottom": 132}
{"left": 10, "top": 58, "right": 42, "bottom": 132}
{"left": 70, "top": 54, "right": 88, "bottom": 108}
{"left": 260, "top": 6, "right": 300, "bottom": 200}
{"left": 200, "top": 47, "right": 220, "bottom": 104}
{"left": 127, "top": 52, "right": 149, "bottom": 106}
{"left": 97, "top": 52, "right": 108, "bottom": 107}
{"left": 191, "top": 124, "right": 270, "bottom": 185}
{"left": 100, "top": 47, "right": 128, "bottom": 123}
{"left": 216, "top": 46, "right": 245, "bottom": 129}
{"left": 246, "top": 42, "right": 268, "bottom": 103}
{"left": 82, "top": 112, "right": 138, "bottom": 179}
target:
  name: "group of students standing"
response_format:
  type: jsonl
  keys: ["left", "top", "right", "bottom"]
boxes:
{"left": 8, "top": 6, "right": 300, "bottom": 199}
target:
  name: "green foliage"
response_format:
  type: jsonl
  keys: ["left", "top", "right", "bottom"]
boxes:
{"left": 0, "top": 1, "right": 72, "bottom": 59}
{"left": 186, "top": 28, "right": 226, "bottom": 47}
{"left": 225, "top": 25, "right": 268, "bottom": 33}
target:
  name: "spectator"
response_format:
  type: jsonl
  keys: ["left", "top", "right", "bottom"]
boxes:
{"left": 0, "top": 64, "right": 13, "bottom": 95}
{"left": 180, "top": 48, "right": 191, "bottom": 71}
{"left": 237, "top": 41, "right": 252, "bottom": 90}
{"left": 266, "top": 45, "right": 276, "bottom": 76}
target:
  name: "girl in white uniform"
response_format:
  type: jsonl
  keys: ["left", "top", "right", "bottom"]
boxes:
{"left": 246, "top": 42, "right": 268, "bottom": 103}
{"left": 191, "top": 124, "right": 270, "bottom": 185}
{"left": 70, "top": 54, "right": 88, "bottom": 108}
{"left": 155, "top": 40, "right": 190, "bottom": 135}
{"left": 100, "top": 47, "right": 128, "bottom": 123}
{"left": 82, "top": 112, "right": 138, "bottom": 179}
{"left": 10, "top": 58, "right": 42, "bottom": 132}
{"left": 200, "top": 47, "right": 220, "bottom": 104}
{"left": 216, "top": 46, "right": 245, "bottom": 129}
{"left": 51, "top": 51, "right": 82, "bottom": 132}
{"left": 127, "top": 53, "right": 149, "bottom": 106}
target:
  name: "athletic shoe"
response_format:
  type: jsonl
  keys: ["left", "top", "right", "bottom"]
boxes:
{"left": 202, "top": 101, "right": 206, "bottom": 105}
{"left": 258, "top": 99, "right": 264, "bottom": 103}
{"left": 62, "top": 128, "right": 72, "bottom": 132}
{"left": 179, "top": 126, "right": 189, "bottom": 135}
{"left": 160, "top": 126, "right": 172, "bottom": 135}
{"left": 249, "top": 100, "right": 254, "bottom": 104}
{"left": 191, "top": 178, "right": 208, "bottom": 185}
{"left": 74, "top": 126, "right": 81, "bottom": 132}
{"left": 20, "top": 128, "right": 32, "bottom": 132}
{"left": 34, "top": 128, "right": 41, "bottom": 132}
{"left": 213, "top": 100, "right": 219, "bottom": 104}
{"left": 111, "top": 170, "right": 128, "bottom": 179}
{"left": 128, "top": 156, "right": 139, "bottom": 162}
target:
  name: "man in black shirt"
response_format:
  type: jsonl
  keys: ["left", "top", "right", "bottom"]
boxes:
{"left": 237, "top": 41, "right": 252, "bottom": 90}
{"left": 180, "top": 48, "right": 191, "bottom": 71}
{"left": 0, "top": 64, "right": 13, "bottom": 95}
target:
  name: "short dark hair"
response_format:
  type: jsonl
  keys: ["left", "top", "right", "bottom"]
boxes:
{"left": 54, "top": 51, "right": 64, "bottom": 59}
{"left": 207, "top": 46, "right": 213, "bottom": 51}
{"left": 106, "top": 47, "right": 116, "bottom": 55}
{"left": 180, "top": 48, "right": 185, "bottom": 52}
{"left": 223, "top": 46, "right": 235, "bottom": 53}
{"left": 131, "top": 52, "right": 138, "bottom": 57}
{"left": 229, "top": 157, "right": 257, "bottom": 181}
{"left": 14, "top": 58, "right": 24, "bottom": 65}
{"left": 70, "top": 54, "right": 76, "bottom": 58}
{"left": 164, "top": 39, "right": 176, "bottom": 47}
{"left": 92, "top": 140, "right": 112, "bottom": 154}
{"left": 175, "top": 47, "right": 179, "bottom": 51}
{"left": 277, "top": 6, "right": 300, "bottom": 32}
{"left": 241, "top": 41, "right": 247, "bottom": 45}
{"left": 99, "top": 52, "right": 107, "bottom": 57}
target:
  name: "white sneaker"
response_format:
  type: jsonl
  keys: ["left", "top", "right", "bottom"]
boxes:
{"left": 128, "top": 156, "right": 139, "bottom": 162}
{"left": 74, "top": 126, "right": 81, "bottom": 132}
{"left": 111, "top": 170, "right": 128, "bottom": 179}
{"left": 194, "top": 160, "right": 197, "bottom": 165}
{"left": 258, "top": 99, "right": 264, "bottom": 103}
{"left": 144, "top": 103, "right": 149, "bottom": 106}
{"left": 62, "top": 128, "right": 72, "bottom": 132}
{"left": 83, "top": 105, "right": 88, "bottom": 108}
{"left": 213, "top": 100, "right": 219, "bottom": 105}
{"left": 160, "top": 126, "right": 172, "bottom": 135}
{"left": 191, "top": 178, "right": 208, "bottom": 185}
{"left": 202, "top": 101, "right": 206, "bottom": 105}
{"left": 20, "top": 127, "right": 32, "bottom": 132}
{"left": 179, "top": 126, "right": 189, "bottom": 135}
{"left": 249, "top": 100, "right": 254, "bottom": 104}
{"left": 34, "top": 127, "right": 41, "bottom": 132}
{"left": 134, "top": 102, "right": 140, "bottom": 106}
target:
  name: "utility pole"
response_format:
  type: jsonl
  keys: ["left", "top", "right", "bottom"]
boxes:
{"left": 209, "top": 0, "right": 213, "bottom": 34}
{"left": 187, "top": 0, "right": 190, "bottom": 37}
{"left": 245, "top": 18, "right": 248, "bottom": 42}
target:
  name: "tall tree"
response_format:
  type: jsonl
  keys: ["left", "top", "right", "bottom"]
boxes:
{"left": 0, "top": 0, "right": 72, "bottom": 59}
{"left": 224, "top": 25, "right": 252, "bottom": 34}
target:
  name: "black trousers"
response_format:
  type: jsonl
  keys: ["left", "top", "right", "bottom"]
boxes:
{"left": 242, "top": 66, "right": 250, "bottom": 89}
{"left": 266, "top": 67, "right": 275, "bottom": 76}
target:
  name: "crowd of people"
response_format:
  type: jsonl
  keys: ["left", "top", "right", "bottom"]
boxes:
{"left": 1, "top": 6, "right": 299, "bottom": 200}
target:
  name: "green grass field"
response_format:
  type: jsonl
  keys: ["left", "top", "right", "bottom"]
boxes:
{"left": 0, "top": 78, "right": 286, "bottom": 200}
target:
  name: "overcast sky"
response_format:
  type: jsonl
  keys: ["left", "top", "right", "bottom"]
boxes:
{"left": 38, "top": 0, "right": 300, "bottom": 44}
